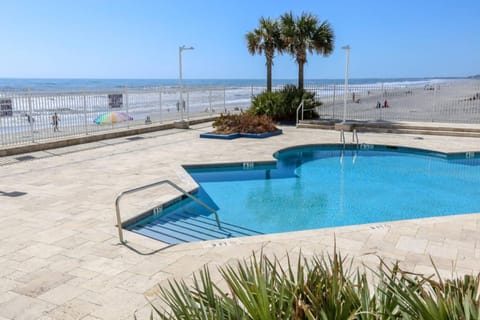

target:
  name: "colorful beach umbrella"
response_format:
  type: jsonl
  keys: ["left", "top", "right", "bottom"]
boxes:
{"left": 94, "top": 111, "right": 133, "bottom": 124}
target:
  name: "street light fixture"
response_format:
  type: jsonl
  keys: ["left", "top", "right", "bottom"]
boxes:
{"left": 178, "top": 45, "right": 194, "bottom": 123}
{"left": 341, "top": 45, "right": 350, "bottom": 124}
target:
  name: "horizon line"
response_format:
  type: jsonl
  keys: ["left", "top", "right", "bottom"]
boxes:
{"left": 0, "top": 76, "right": 471, "bottom": 80}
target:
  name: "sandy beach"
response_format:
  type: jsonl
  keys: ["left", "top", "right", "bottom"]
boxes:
{"left": 317, "top": 79, "right": 480, "bottom": 123}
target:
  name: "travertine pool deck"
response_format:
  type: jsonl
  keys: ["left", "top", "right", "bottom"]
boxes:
{"left": 0, "top": 123, "right": 479, "bottom": 319}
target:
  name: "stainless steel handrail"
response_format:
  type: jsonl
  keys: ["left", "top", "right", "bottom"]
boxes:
{"left": 115, "top": 179, "right": 221, "bottom": 243}
{"left": 295, "top": 99, "right": 305, "bottom": 125}
{"left": 340, "top": 128, "right": 359, "bottom": 147}
{"left": 340, "top": 129, "right": 345, "bottom": 146}
{"left": 352, "top": 129, "right": 359, "bottom": 145}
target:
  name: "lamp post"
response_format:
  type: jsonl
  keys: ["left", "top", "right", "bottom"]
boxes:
{"left": 341, "top": 45, "right": 350, "bottom": 123}
{"left": 178, "top": 45, "right": 194, "bottom": 123}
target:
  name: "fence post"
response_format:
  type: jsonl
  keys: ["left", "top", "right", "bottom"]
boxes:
{"left": 83, "top": 89, "right": 88, "bottom": 135}
{"left": 209, "top": 89, "right": 212, "bottom": 114}
{"left": 432, "top": 85, "right": 437, "bottom": 122}
{"left": 332, "top": 84, "right": 336, "bottom": 119}
{"left": 223, "top": 87, "right": 226, "bottom": 113}
{"left": 0, "top": 115, "right": 3, "bottom": 146}
{"left": 186, "top": 91, "right": 190, "bottom": 121}
{"left": 379, "top": 101, "right": 383, "bottom": 121}
{"left": 159, "top": 89, "right": 162, "bottom": 124}
{"left": 28, "top": 89, "right": 35, "bottom": 143}
{"left": 125, "top": 87, "right": 129, "bottom": 128}
{"left": 0, "top": 99, "right": 3, "bottom": 145}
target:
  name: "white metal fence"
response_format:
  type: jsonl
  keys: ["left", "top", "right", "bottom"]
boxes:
{"left": 1, "top": 80, "right": 479, "bottom": 147}
{"left": 0, "top": 86, "right": 263, "bottom": 147}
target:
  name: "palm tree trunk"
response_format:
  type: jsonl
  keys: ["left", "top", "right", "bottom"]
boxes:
{"left": 266, "top": 60, "right": 272, "bottom": 92}
{"left": 298, "top": 61, "right": 304, "bottom": 90}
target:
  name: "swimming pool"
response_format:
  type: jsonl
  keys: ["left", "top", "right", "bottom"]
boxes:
{"left": 127, "top": 145, "right": 480, "bottom": 244}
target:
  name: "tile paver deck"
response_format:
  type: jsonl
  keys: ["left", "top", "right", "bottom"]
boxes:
{"left": 0, "top": 122, "right": 479, "bottom": 319}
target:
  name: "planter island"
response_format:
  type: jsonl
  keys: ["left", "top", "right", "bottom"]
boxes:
{"left": 200, "top": 129, "right": 283, "bottom": 140}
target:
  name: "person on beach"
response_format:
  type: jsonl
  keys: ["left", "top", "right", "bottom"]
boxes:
{"left": 383, "top": 100, "right": 389, "bottom": 108}
{"left": 25, "top": 113, "right": 34, "bottom": 123}
{"left": 376, "top": 101, "right": 381, "bottom": 108}
{"left": 52, "top": 112, "right": 60, "bottom": 132}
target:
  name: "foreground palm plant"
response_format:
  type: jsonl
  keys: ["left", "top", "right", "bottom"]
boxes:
{"left": 148, "top": 250, "right": 480, "bottom": 319}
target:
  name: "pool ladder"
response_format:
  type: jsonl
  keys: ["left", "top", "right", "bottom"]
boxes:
{"left": 114, "top": 179, "right": 221, "bottom": 244}
{"left": 340, "top": 129, "right": 359, "bottom": 147}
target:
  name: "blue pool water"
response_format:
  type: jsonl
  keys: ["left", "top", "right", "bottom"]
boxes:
{"left": 128, "top": 145, "right": 480, "bottom": 243}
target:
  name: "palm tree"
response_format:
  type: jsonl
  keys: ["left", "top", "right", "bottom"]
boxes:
{"left": 280, "top": 12, "right": 334, "bottom": 90}
{"left": 246, "top": 17, "right": 281, "bottom": 92}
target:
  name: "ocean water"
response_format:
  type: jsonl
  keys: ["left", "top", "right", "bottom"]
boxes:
{"left": 0, "top": 77, "right": 461, "bottom": 91}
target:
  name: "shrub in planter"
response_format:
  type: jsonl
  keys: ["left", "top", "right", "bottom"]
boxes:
{"left": 248, "top": 91, "right": 282, "bottom": 118}
{"left": 250, "top": 84, "right": 322, "bottom": 121}
{"left": 212, "top": 112, "right": 278, "bottom": 134}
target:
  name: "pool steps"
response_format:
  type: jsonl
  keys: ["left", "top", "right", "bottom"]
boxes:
{"left": 129, "top": 211, "right": 263, "bottom": 244}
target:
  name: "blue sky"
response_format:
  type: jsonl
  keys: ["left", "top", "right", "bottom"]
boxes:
{"left": 0, "top": 0, "right": 479, "bottom": 79}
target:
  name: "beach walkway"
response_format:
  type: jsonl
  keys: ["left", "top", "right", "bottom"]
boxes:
{"left": 0, "top": 123, "right": 479, "bottom": 319}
